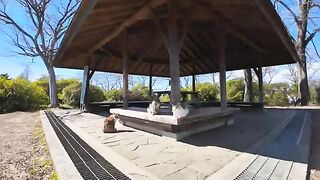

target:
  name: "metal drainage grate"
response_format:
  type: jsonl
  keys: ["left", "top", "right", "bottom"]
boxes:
{"left": 45, "top": 111, "right": 130, "bottom": 180}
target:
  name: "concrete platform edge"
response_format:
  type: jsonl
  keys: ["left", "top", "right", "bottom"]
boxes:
{"left": 39, "top": 111, "right": 83, "bottom": 180}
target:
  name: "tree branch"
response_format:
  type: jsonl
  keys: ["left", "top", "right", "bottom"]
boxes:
{"left": 274, "top": 0, "right": 300, "bottom": 26}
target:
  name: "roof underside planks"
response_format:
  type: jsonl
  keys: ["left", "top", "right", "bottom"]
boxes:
{"left": 54, "top": 0, "right": 298, "bottom": 77}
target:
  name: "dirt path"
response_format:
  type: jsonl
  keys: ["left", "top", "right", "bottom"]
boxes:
{"left": 0, "top": 111, "right": 56, "bottom": 179}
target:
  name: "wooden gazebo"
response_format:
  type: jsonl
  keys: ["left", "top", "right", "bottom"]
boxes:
{"left": 54, "top": 0, "right": 298, "bottom": 139}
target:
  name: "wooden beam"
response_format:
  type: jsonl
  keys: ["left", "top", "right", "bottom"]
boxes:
{"left": 122, "top": 30, "right": 129, "bottom": 109}
{"left": 253, "top": 0, "right": 299, "bottom": 62}
{"left": 57, "top": 0, "right": 100, "bottom": 62}
{"left": 90, "top": 0, "right": 167, "bottom": 53}
{"left": 193, "top": 1, "right": 266, "bottom": 54}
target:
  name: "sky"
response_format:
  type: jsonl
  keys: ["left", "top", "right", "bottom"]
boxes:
{"left": 0, "top": 0, "right": 319, "bottom": 90}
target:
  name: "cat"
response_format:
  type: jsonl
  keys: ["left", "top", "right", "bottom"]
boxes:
{"left": 103, "top": 113, "right": 118, "bottom": 133}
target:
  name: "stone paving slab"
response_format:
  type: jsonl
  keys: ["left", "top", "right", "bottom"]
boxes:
{"left": 51, "top": 109, "right": 300, "bottom": 180}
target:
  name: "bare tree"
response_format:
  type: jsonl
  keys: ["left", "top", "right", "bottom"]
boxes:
{"left": 182, "top": 76, "right": 190, "bottom": 88}
{"left": 274, "top": 0, "right": 320, "bottom": 105}
{"left": 286, "top": 64, "right": 299, "bottom": 85}
{"left": 0, "top": 0, "right": 79, "bottom": 107}
{"left": 92, "top": 73, "right": 118, "bottom": 91}
{"left": 262, "top": 66, "right": 279, "bottom": 84}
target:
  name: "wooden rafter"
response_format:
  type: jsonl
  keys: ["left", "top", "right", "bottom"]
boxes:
{"left": 90, "top": 0, "right": 167, "bottom": 53}
{"left": 193, "top": 0, "right": 266, "bottom": 54}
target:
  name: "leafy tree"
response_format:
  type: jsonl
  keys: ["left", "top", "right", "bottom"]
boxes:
{"left": 0, "top": 73, "right": 10, "bottom": 80}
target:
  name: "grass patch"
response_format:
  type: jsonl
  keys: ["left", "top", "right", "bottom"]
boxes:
{"left": 31, "top": 112, "right": 58, "bottom": 180}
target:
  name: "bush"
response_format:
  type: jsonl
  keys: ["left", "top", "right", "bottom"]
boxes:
{"left": 60, "top": 82, "right": 105, "bottom": 107}
{"left": 0, "top": 77, "right": 49, "bottom": 113}
{"left": 129, "top": 84, "right": 149, "bottom": 101}
{"left": 227, "top": 79, "right": 245, "bottom": 102}
{"left": 264, "top": 83, "right": 290, "bottom": 106}
{"left": 104, "top": 84, "right": 149, "bottom": 102}
{"left": 183, "top": 82, "right": 219, "bottom": 102}
{"left": 195, "top": 82, "right": 219, "bottom": 101}
{"left": 105, "top": 89, "right": 122, "bottom": 102}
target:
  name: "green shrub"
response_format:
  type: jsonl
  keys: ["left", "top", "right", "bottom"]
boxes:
{"left": 60, "top": 82, "right": 105, "bottom": 107}
{"left": 130, "top": 84, "right": 149, "bottom": 101}
{"left": 105, "top": 84, "right": 149, "bottom": 102}
{"left": 0, "top": 77, "right": 49, "bottom": 113}
{"left": 264, "top": 83, "right": 290, "bottom": 106}
{"left": 183, "top": 82, "right": 219, "bottom": 102}
{"left": 105, "top": 89, "right": 122, "bottom": 102}
{"left": 227, "top": 79, "right": 244, "bottom": 102}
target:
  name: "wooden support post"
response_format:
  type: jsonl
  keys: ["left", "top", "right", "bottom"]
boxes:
{"left": 244, "top": 68, "right": 253, "bottom": 103}
{"left": 149, "top": 65, "right": 153, "bottom": 98}
{"left": 80, "top": 66, "right": 89, "bottom": 111}
{"left": 192, "top": 64, "right": 196, "bottom": 93}
{"left": 218, "top": 26, "right": 227, "bottom": 109}
{"left": 167, "top": 0, "right": 181, "bottom": 106}
{"left": 257, "top": 67, "right": 264, "bottom": 104}
{"left": 122, "top": 31, "right": 129, "bottom": 109}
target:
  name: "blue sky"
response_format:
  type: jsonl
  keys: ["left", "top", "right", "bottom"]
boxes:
{"left": 0, "top": 0, "right": 319, "bottom": 89}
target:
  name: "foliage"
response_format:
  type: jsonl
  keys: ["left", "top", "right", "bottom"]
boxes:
{"left": 59, "top": 82, "right": 105, "bottom": 107}
{"left": 194, "top": 82, "right": 219, "bottom": 101}
{"left": 105, "top": 89, "right": 122, "bottom": 102}
{"left": 0, "top": 76, "right": 49, "bottom": 113}
{"left": 129, "top": 84, "right": 149, "bottom": 101}
{"left": 226, "top": 79, "right": 245, "bottom": 102}
{"left": 182, "top": 82, "right": 219, "bottom": 102}
{"left": 264, "top": 83, "right": 290, "bottom": 106}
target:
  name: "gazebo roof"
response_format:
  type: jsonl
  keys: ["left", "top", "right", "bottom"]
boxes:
{"left": 54, "top": 0, "right": 298, "bottom": 77}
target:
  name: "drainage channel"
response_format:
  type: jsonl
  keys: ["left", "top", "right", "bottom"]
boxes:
{"left": 45, "top": 111, "right": 130, "bottom": 180}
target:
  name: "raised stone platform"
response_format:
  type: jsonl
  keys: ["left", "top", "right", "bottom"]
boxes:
{"left": 110, "top": 107, "right": 239, "bottom": 140}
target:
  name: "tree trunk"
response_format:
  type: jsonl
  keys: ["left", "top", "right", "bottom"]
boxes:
{"left": 47, "top": 65, "right": 59, "bottom": 108}
{"left": 298, "top": 60, "right": 309, "bottom": 105}
{"left": 295, "top": 2, "right": 310, "bottom": 106}
{"left": 244, "top": 68, "right": 253, "bottom": 102}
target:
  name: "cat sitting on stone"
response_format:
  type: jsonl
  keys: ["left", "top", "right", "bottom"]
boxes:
{"left": 103, "top": 114, "right": 118, "bottom": 133}
{"left": 147, "top": 96, "right": 161, "bottom": 115}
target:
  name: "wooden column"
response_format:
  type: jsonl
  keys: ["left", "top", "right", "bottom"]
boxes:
{"left": 167, "top": 0, "right": 181, "bottom": 106}
{"left": 149, "top": 65, "right": 153, "bottom": 98}
{"left": 218, "top": 26, "right": 227, "bottom": 109}
{"left": 80, "top": 66, "right": 89, "bottom": 111}
{"left": 192, "top": 64, "right": 196, "bottom": 93}
{"left": 244, "top": 68, "right": 253, "bottom": 103}
{"left": 257, "top": 67, "right": 264, "bottom": 104}
{"left": 122, "top": 31, "right": 129, "bottom": 109}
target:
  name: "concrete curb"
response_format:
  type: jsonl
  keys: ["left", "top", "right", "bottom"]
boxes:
{"left": 248, "top": 111, "right": 297, "bottom": 153}
{"left": 207, "top": 110, "right": 297, "bottom": 180}
{"left": 207, "top": 152, "right": 258, "bottom": 180}
{"left": 64, "top": 120, "right": 162, "bottom": 180}
{"left": 39, "top": 111, "right": 83, "bottom": 180}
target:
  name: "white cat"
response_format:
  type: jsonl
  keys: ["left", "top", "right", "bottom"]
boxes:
{"left": 172, "top": 103, "right": 189, "bottom": 118}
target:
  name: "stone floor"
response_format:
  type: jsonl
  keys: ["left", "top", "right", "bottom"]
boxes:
{"left": 50, "top": 108, "right": 311, "bottom": 180}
